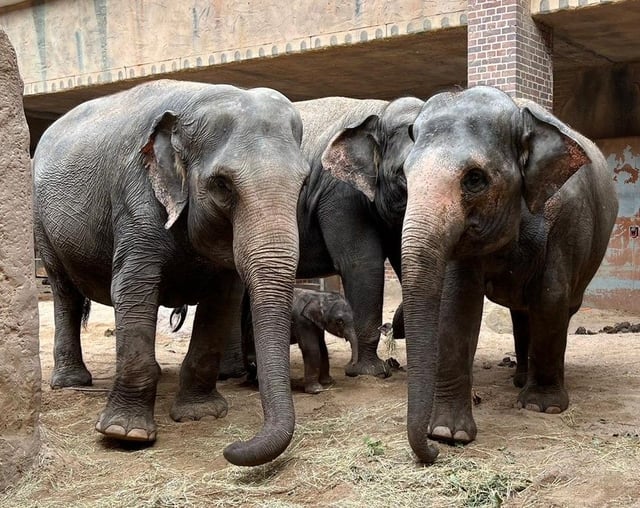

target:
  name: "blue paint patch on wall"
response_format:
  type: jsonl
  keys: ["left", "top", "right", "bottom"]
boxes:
{"left": 32, "top": 0, "right": 46, "bottom": 81}
{"left": 93, "top": 0, "right": 109, "bottom": 71}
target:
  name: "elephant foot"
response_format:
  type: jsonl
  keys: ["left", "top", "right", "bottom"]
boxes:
{"left": 170, "top": 390, "right": 228, "bottom": 422}
{"left": 303, "top": 376, "right": 334, "bottom": 394}
{"left": 345, "top": 356, "right": 390, "bottom": 378}
{"left": 517, "top": 384, "right": 568, "bottom": 414}
{"left": 51, "top": 364, "right": 92, "bottom": 389}
{"left": 95, "top": 406, "right": 156, "bottom": 442}
{"left": 428, "top": 401, "right": 477, "bottom": 445}
{"left": 304, "top": 382, "right": 325, "bottom": 394}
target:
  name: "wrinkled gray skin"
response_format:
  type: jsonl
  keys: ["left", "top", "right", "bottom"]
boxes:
{"left": 331, "top": 86, "right": 618, "bottom": 464}
{"left": 33, "top": 79, "right": 309, "bottom": 467}
{"left": 220, "top": 96, "right": 424, "bottom": 380}
{"left": 244, "top": 288, "right": 358, "bottom": 394}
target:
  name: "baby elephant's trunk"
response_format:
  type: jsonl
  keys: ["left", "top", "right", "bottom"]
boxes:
{"left": 345, "top": 327, "right": 358, "bottom": 366}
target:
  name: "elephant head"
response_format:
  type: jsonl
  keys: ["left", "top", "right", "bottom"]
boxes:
{"left": 300, "top": 291, "right": 359, "bottom": 366}
{"left": 325, "top": 86, "right": 592, "bottom": 464}
{"left": 321, "top": 97, "right": 424, "bottom": 232}
{"left": 142, "top": 87, "right": 310, "bottom": 466}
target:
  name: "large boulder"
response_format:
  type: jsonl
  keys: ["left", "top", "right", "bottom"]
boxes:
{"left": 0, "top": 29, "right": 41, "bottom": 491}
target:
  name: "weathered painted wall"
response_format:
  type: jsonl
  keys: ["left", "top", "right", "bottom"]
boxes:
{"left": 585, "top": 138, "right": 640, "bottom": 312}
{"left": 0, "top": 0, "right": 466, "bottom": 95}
{"left": 531, "top": 0, "right": 628, "bottom": 14}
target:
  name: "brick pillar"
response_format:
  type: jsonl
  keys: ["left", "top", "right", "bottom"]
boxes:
{"left": 467, "top": 0, "right": 553, "bottom": 110}
{"left": 0, "top": 30, "right": 41, "bottom": 490}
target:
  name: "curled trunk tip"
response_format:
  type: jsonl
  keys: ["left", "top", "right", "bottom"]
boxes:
{"left": 223, "top": 425, "right": 294, "bottom": 467}
{"left": 408, "top": 430, "right": 439, "bottom": 464}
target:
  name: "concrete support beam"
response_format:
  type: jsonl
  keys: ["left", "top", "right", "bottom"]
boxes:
{"left": 0, "top": 29, "right": 41, "bottom": 491}
{"left": 468, "top": 0, "right": 553, "bottom": 110}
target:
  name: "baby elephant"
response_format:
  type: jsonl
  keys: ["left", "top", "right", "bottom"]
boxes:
{"left": 243, "top": 288, "right": 358, "bottom": 394}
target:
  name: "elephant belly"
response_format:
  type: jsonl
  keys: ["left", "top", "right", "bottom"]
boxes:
{"left": 297, "top": 225, "right": 335, "bottom": 279}
{"left": 484, "top": 277, "right": 527, "bottom": 311}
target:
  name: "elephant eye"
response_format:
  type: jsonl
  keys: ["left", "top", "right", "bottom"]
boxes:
{"left": 210, "top": 175, "right": 234, "bottom": 205}
{"left": 462, "top": 168, "right": 489, "bottom": 194}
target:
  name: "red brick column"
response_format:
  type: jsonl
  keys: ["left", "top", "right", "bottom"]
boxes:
{"left": 467, "top": 0, "right": 553, "bottom": 110}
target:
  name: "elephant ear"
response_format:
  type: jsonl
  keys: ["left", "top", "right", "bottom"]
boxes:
{"left": 301, "top": 298, "right": 325, "bottom": 329}
{"left": 519, "top": 106, "right": 590, "bottom": 214}
{"left": 141, "top": 111, "right": 189, "bottom": 229}
{"left": 321, "top": 115, "right": 381, "bottom": 201}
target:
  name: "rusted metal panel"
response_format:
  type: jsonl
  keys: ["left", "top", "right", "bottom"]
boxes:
{"left": 584, "top": 137, "right": 639, "bottom": 312}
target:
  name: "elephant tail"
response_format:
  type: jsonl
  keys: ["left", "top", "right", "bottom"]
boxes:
{"left": 81, "top": 298, "right": 91, "bottom": 330}
{"left": 170, "top": 305, "right": 188, "bottom": 332}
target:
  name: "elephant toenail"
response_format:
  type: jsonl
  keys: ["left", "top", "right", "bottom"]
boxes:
{"left": 103, "top": 424, "right": 127, "bottom": 436}
{"left": 525, "top": 403, "right": 541, "bottom": 412}
{"left": 545, "top": 406, "right": 562, "bottom": 414}
{"left": 431, "top": 426, "right": 453, "bottom": 440}
{"left": 127, "top": 428, "right": 152, "bottom": 441}
{"left": 453, "top": 430, "right": 471, "bottom": 443}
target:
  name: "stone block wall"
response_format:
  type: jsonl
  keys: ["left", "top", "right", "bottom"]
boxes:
{"left": 0, "top": 29, "right": 41, "bottom": 491}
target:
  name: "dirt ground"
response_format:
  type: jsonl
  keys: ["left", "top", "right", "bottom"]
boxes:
{"left": 2, "top": 281, "right": 639, "bottom": 507}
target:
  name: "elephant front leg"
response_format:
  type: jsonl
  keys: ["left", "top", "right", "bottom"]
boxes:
{"left": 170, "top": 272, "right": 240, "bottom": 421}
{"left": 429, "top": 263, "right": 483, "bottom": 444}
{"left": 341, "top": 264, "right": 389, "bottom": 379}
{"left": 297, "top": 326, "right": 332, "bottom": 394}
{"left": 95, "top": 269, "right": 161, "bottom": 442}
{"left": 516, "top": 296, "right": 570, "bottom": 414}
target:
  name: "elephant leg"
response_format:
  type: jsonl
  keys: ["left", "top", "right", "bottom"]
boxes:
{"left": 318, "top": 207, "right": 388, "bottom": 378}
{"left": 170, "top": 271, "right": 241, "bottom": 421}
{"left": 517, "top": 294, "right": 570, "bottom": 414}
{"left": 510, "top": 310, "right": 530, "bottom": 388}
{"left": 317, "top": 337, "right": 333, "bottom": 387}
{"left": 338, "top": 254, "right": 388, "bottom": 378}
{"left": 95, "top": 261, "right": 161, "bottom": 442}
{"left": 428, "top": 262, "right": 484, "bottom": 445}
{"left": 38, "top": 234, "right": 92, "bottom": 389}
{"left": 298, "top": 328, "right": 326, "bottom": 394}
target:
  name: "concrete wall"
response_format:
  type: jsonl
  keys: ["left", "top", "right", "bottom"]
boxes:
{"left": 0, "top": 28, "right": 41, "bottom": 491}
{"left": 0, "top": 0, "right": 466, "bottom": 95}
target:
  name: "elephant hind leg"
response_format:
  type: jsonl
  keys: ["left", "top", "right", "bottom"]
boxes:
{"left": 39, "top": 237, "right": 92, "bottom": 389}
{"left": 170, "top": 271, "right": 240, "bottom": 422}
{"left": 516, "top": 299, "right": 571, "bottom": 414}
{"left": 510, "top": 310, "right": 530, "bottom": 389}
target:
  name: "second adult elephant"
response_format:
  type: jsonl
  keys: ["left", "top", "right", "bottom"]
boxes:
{"left": 294, "top": 97, "right": 423, "bottom": 377}
{"left": 331, "top": 86, "right": 618, "bottom": 463}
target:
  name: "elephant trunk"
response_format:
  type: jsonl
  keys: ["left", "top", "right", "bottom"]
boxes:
{"left": 223, "top": 204, "right": 299, "bottom": 467}
{"left": 401, "top": 168, "right": 463, "bottom": 464}
{"left": 345, "top": 327, "right": 359, "bottom": 366}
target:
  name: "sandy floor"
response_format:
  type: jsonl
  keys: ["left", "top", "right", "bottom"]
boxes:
{"left": 2, "top": 281, "right": 639, "bottom": 507}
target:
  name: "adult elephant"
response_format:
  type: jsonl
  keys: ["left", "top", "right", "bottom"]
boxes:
{"left": 328, "top": 86, "right": 618, "bottom": 463}
{"left": 294, "top": 96, "right": 423, "bottom": 377}
{"left": 33, "top": 79, "right": 309, "bottom": 467}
